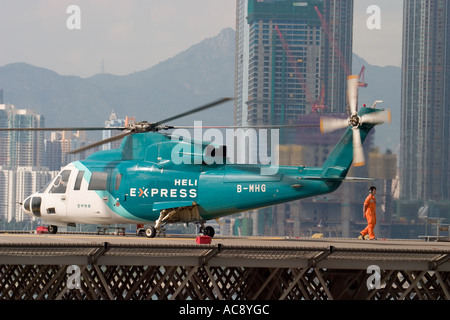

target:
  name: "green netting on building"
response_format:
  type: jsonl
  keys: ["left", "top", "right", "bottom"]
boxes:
{"left": 247, "top": 0, "right": 323, "bottom": 24}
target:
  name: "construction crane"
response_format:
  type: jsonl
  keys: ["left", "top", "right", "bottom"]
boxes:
{"left": 358, "top": 65, "right": 368, "bottom": 87}
{"left": 274, "top": 25, "right": 324, "bottom": 113}
{"left": 313, "top": 84, "right": 326, "bottom": 113}
{"left": 314, "top": 6, "right": 368, "bottom": 88}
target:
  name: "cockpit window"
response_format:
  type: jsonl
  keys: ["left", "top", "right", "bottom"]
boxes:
{"left": 88, "top": 172, "right": 108, "bottom": 190}
{"left": 38, "top": 180, "right": 52, "bottom": 193}
{"left": 49, "top": 170, "right": 71, "bottom": 194}
{"left": 74, "top": 171, "right": 85, "bottom": 190}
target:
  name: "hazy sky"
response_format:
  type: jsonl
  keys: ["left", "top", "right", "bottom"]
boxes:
{"left": 353, "top": 0, "right": 403, "bottom": 68}
{"left": 0, "top": 0, "right": 403, "bottom": 78}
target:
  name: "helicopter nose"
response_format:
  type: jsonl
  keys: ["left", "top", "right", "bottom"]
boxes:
{"left": 22, "top": 195, "right": 42, "bottom": 217}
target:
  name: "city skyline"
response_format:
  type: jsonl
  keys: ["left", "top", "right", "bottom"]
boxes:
{"left": 0, "top": 0, "right": 402, "bottom": 78}
{"left": 2, "top": 1, "right": 449, "bottom": 226}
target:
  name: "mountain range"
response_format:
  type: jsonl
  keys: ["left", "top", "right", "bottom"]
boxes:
{"left": 0, "top": 28, "right": 236, "bottom": 130}
{"left": 0, "top": 27, "right": 400, "bottom": 152}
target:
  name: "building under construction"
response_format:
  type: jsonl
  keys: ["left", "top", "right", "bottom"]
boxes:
{"left": 234, "top": 0, "right": 353, "bottom": 128}
{"left": 234, "top": 0, "right": 364, "bottom": 237}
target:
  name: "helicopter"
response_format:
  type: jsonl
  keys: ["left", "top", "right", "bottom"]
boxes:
{"left": 17, "top": 75, "right": 390, "bottom": 238}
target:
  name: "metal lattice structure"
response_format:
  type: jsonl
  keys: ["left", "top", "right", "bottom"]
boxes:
{"left": 1, "top": 241, "right": 450, "bottom": 300}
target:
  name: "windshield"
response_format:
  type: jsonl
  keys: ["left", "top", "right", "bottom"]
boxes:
{"left": 38, "top": 179, "right": 52, "bottom": 193}
{"left": 49, "top": 170, "right": 72, "bottom": 194}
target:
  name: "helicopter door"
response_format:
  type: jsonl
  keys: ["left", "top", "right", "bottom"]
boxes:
{"left": 44, "top": 169, "right": 72, "bottom": 217}
{"left": 66, "top": 169, "right": 112, "bottom": 223}
{"left": 86, "top": 170, "right": 111, "bottom": 220}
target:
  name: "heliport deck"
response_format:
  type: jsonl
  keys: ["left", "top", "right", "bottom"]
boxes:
{"left": 0, "top": 233, "right": 449, "bottom": 300}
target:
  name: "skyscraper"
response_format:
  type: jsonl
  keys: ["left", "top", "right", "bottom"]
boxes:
{"left": 234, "top": 0, "right": 250, "bottom": 127}
{"left": 400, "top": 0, "right": 450, "bottom": 202}
{"left": 0, "top": 104, "right": 45, "bottom": 167}
{"left": 319, "top": 0, "right": 353, "bottom": 114}
{"left": 234, "top": 0, "right": 353, "bottom": 129}
{"left": 45, "top": 131, "right": 73, "bottom": 171}
{"left": 102, "top": 111, "right": 126, "bottom": 151}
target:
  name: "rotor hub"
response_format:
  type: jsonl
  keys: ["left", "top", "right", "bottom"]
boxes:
{"left": 349, "top": 114, "right": 361, "bottom": 127}
{"left": 130, "top": 121, "right": 153, "bottom": 133}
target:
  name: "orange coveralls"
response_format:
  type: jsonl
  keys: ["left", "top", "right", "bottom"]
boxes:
{"left": 361, "top": 194, "right": 376, "bottom": 239}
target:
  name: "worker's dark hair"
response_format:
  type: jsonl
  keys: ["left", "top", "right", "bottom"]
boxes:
{"left": 369, "top": 186, "right": 376, "bottom": 192}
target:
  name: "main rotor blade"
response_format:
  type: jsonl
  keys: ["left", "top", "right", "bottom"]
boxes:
{"left": 360, "top": 109, "right": 392, "bottom": 125}
{"left": 352, "top": 127, "right": 365, "bottom": 167}
{"left": 347, "top": 75, "right": 359, "bottom": 115}
{"left": 67, "top": 130, "right": 132, "bottom": 154}
{"left": 320, "top": 117, "right": 349, "bottom": 133}
{"left": 0, "top": 127, "right": 125, "bottom": 132}
{"left": 153, "top": 97, "right": 233, "bottom": 126}
{"left": 171, "top": 124, "right": 320, "bottom": 129}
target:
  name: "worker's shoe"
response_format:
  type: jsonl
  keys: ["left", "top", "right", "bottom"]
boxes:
{"left": 369, "top": 238, "right": 377, "bottom": 240}
{"left": 358, "top": 233, "right": 365, "bottom": 240}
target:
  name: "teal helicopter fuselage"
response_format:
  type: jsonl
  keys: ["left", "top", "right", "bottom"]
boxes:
{"left": 22, "top": 107, "right": 378, "bottom": 229}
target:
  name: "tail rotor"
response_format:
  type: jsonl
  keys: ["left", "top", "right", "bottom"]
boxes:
{"left": 320, "top": 75, "right": 391, "bottom": 167}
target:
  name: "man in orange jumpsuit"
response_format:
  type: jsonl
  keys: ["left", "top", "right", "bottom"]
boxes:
{"left": 359, "top": 186, "right": 377, "bottom": 240}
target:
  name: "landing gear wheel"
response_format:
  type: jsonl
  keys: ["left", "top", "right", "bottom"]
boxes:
{"left": 145, "top": 226, "right": 157, "bottom": 238}
{"left": 203, "top": 226, "right": 215, "bottom": 238}
{"left": 48, "top": 225, "right": 58, "bottom": 234}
